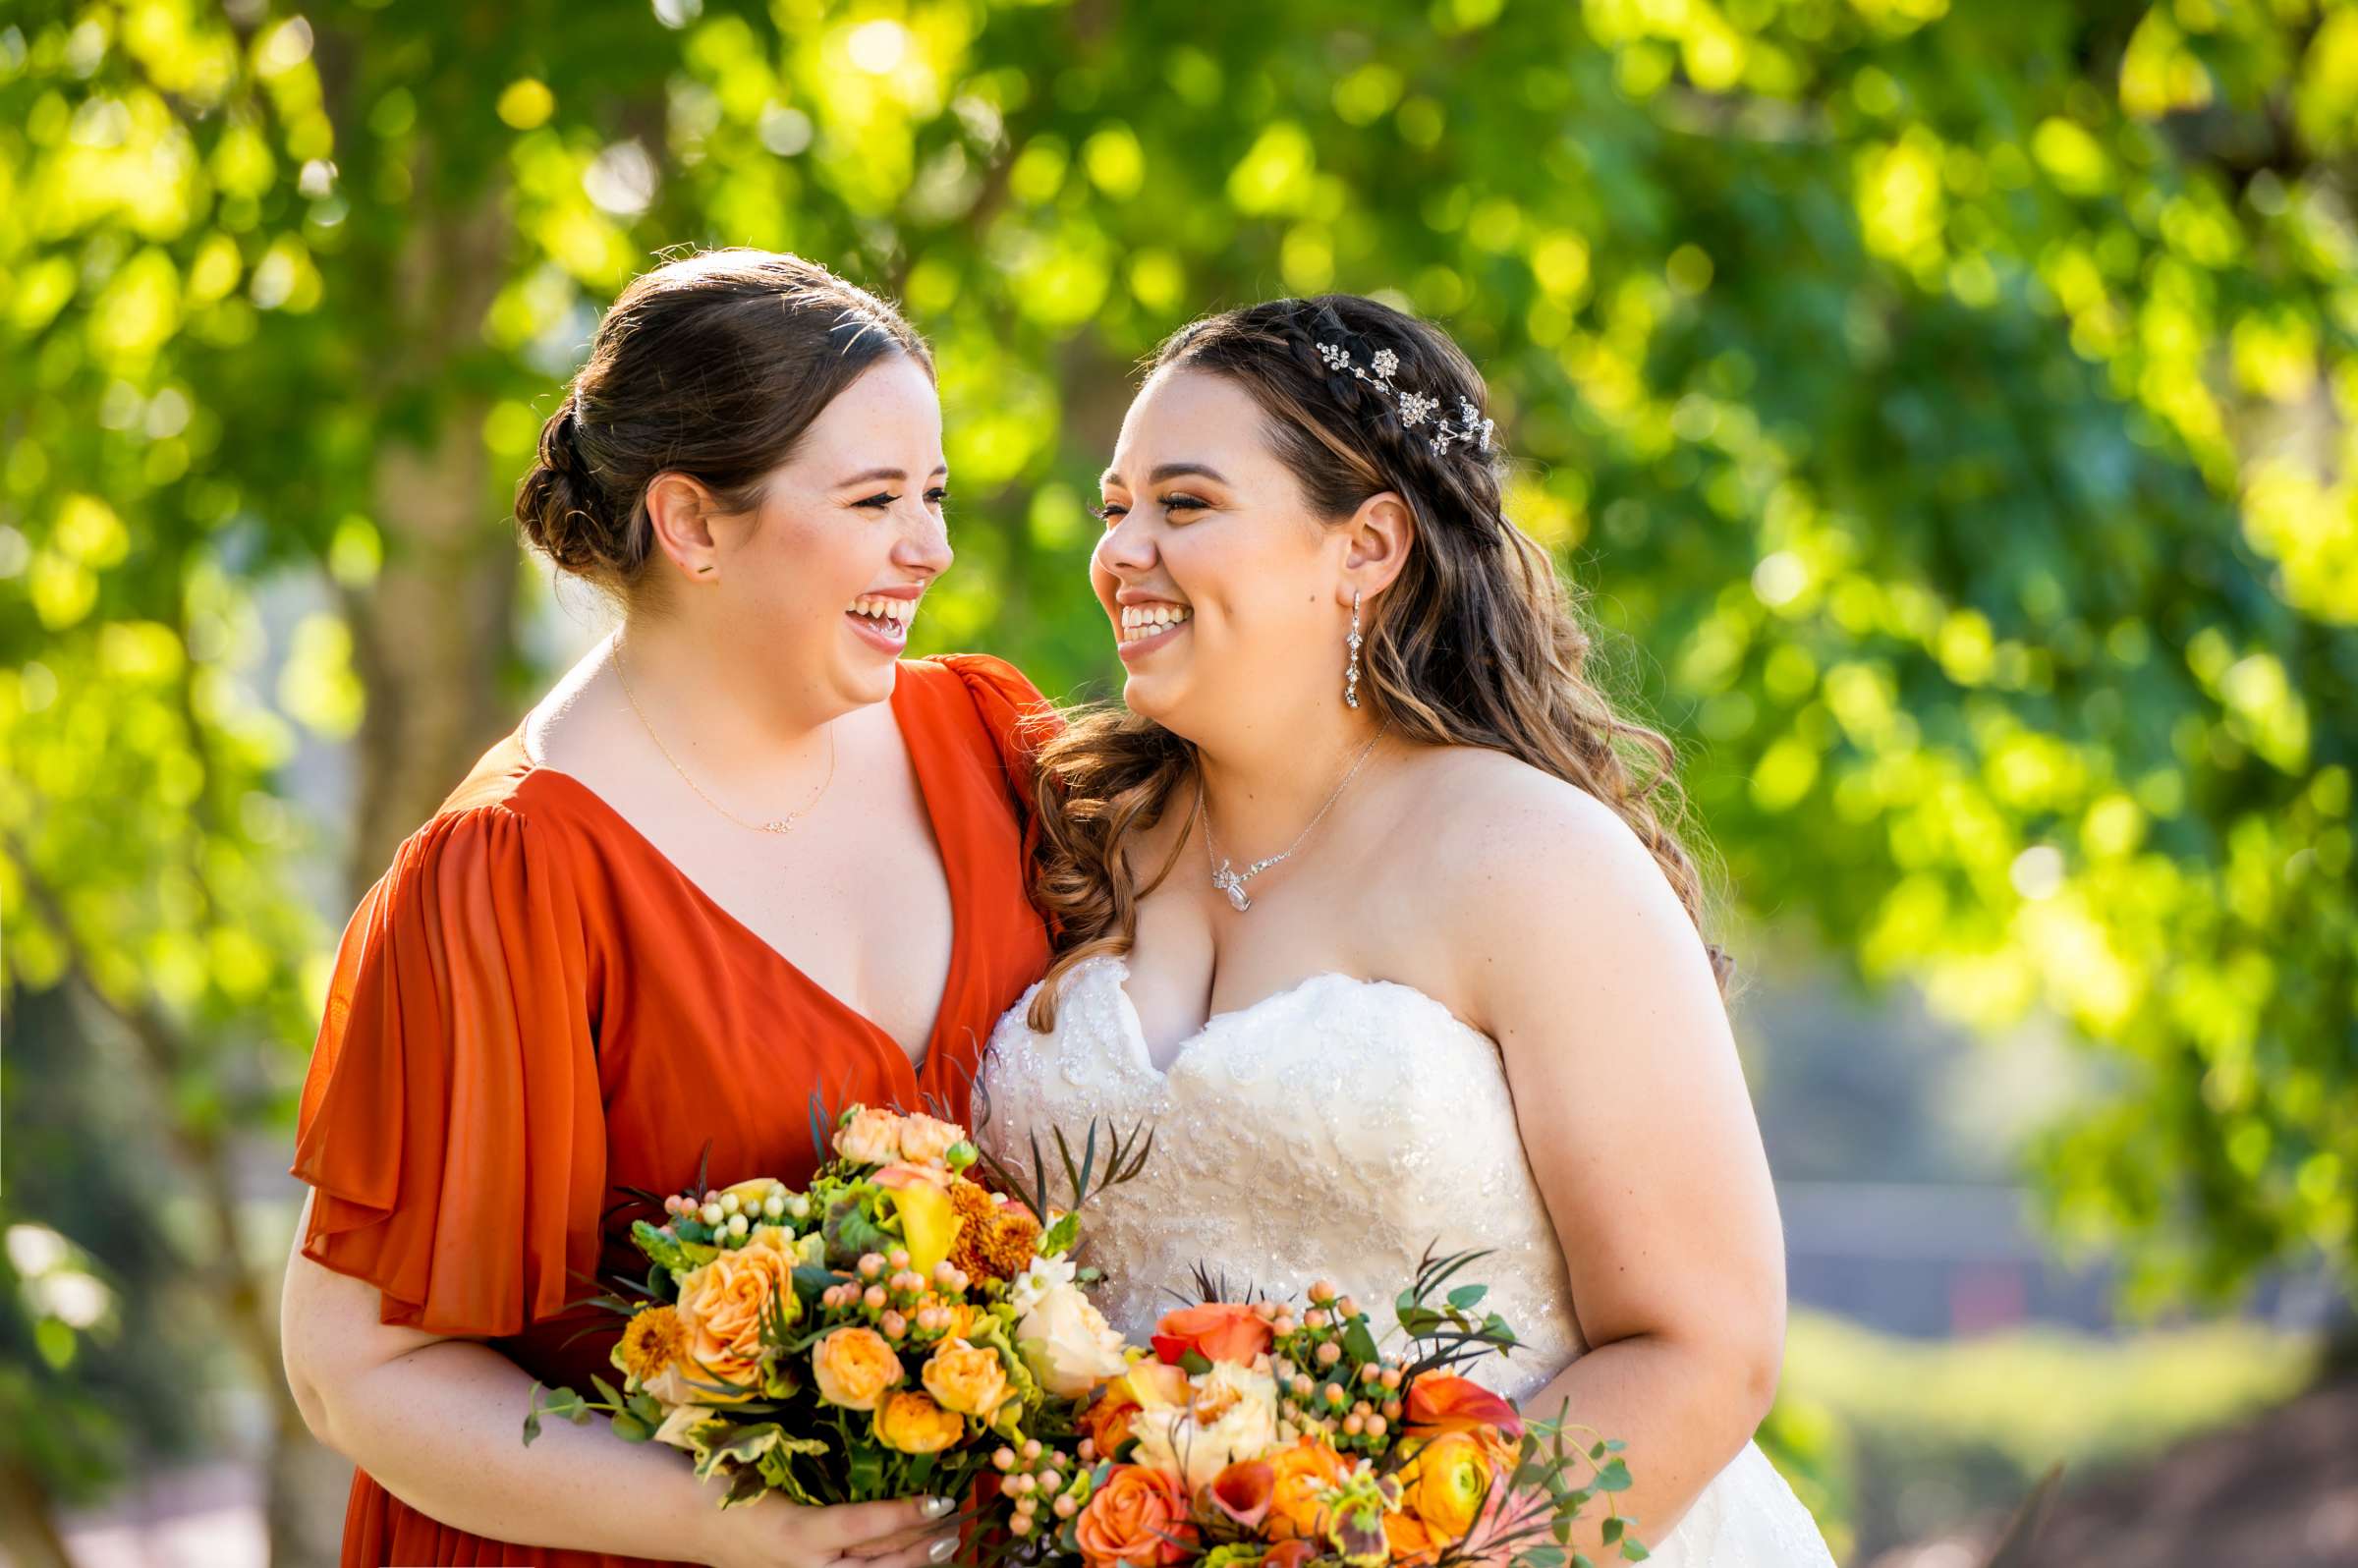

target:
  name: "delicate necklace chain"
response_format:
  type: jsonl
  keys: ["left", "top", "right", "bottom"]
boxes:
{"left": 613, "top": 636, "right": 836, "bottom": 835}
{"left": 1200, "top": 723, "right": 1390, "bottom": 914}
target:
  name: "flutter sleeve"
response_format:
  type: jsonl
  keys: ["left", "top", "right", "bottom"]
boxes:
{"left": 928, "top": 651, "right": 1061, "bottom": 820}
{"left": 290, "top": 805, "right": 604, "bottom": 1338}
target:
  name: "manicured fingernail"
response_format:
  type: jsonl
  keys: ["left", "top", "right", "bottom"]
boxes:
{"left": 921, "top": 1496, "right": 956, "bottom": 1520}
{"left": 929, "top": 1535, "right": 958, "bottom": 1561}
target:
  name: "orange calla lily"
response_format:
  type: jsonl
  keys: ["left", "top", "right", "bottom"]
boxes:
{"left": 1206, "top": 1459, "right": 1276, "bottom": 1530}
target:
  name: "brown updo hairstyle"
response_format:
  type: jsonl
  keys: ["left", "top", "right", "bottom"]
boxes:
{"left": 516, "top": 248, "right": 931, "bottom": 594}
{"left": 1026, "top": 294, "right": 1729, "bottom": 1031}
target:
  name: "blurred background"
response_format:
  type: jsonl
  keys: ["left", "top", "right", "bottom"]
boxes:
{"left": 3, "top": 0, "right": 2355, "bottom": 1564}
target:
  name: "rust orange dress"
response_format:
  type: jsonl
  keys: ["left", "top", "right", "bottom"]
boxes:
{"left": 290, "top": 655, "right": 1054, "bottom": 1568}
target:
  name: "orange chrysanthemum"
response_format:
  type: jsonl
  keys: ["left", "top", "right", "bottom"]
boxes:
{"left": 616, "top": 1304, "right": 690, "bottom": 1383}
{"left": 947, "top": 1179, "right": 1041, "bottom": 1281}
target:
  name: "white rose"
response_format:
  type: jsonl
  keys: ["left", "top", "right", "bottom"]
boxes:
{"left": 1014, "top": 1279, "right": 1128, "bottom": 1399}
{"left": 1130, "top": 1361, "right": 1281, "bottom": 1493}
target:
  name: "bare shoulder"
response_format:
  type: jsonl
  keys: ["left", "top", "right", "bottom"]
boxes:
{"left": 1389, "top": 745, "right": 1715, "bottom": 1011}
{"left": 1401, "top": 746, "right": 1684, "bottom": 916}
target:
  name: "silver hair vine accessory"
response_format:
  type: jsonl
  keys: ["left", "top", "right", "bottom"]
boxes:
{"left": 1316, "top": 341, "right": 1496, "bottom": 460}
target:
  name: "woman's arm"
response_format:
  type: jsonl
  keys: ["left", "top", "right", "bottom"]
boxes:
{"left": 281, "top": 1199, "right": 958, "bottom": 1568}
{"left": 1441, "top": 772, "right": 1787, "bottom": 1558}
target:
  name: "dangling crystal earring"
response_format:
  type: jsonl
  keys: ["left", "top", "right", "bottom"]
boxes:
{"left": 1344, "top": 589, "right": 1363, "bottom": 709}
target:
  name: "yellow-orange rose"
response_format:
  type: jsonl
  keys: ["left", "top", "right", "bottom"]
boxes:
{"left": 897, "top": 1112, "right": 967, "bottom": 1166}
{"left": 1264, "top": 1436, "right": 1351, "bottom": 1542}
{"left": 812, "top": 1325, "right": 905, "bottom": 1412}
{"left": 874, "top": 1389, "right": 966, "bottom": 1454}
{"left": 921, "top": 1337, "right": 1012, "bottom": 1420}
{"left": 671, "top": 1228, "right": 801, "bottom": 1397}
{"left": 836, "top": 1105, "right": 905, "bottom": 1166}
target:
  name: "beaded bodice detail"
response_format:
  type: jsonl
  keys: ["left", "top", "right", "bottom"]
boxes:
{"left": 976, "top": 955, "right": 1586, "bottom": 1402}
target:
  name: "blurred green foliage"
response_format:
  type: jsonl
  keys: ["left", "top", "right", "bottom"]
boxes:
{"left": 1778, "top": 1306, "right": 2321, "bottom": 1556}
{"left": 2, "top": 0, "right": 2354, "bottom": 1544}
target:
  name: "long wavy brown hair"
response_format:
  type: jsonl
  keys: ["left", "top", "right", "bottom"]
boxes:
{"left": 1025, "top": 295, "right": 1728, "bottom": 1032}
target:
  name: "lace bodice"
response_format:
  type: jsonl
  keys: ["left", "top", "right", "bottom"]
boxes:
{"left": 977, "top": 956, "right": 1584, "bottom": 1400}
{"left": 976, "top": 954, "right": 1837, "bottom": 1568}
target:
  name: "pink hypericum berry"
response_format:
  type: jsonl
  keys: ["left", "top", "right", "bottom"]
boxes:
{"left": 1305, "top": 1310, "right": 1330, "bottom": 1330}
{"left": 992, "top": 1448, "right": 1016, "bottom": 1471}
{"left": 881, "top": 1312, "right": 907, "bottom": 1338}
{"left": 1053, "top": 1496, "right": 1078, "bottom": 1520}
{"left": 864, "top": 1285, "right": 888, "bottom": 1311}
{"left": 1308, "top": 1280, "right": 1337, "bottom": 1304}
{"left": 1315, "top": 1341, "right": 1342, "bottom": 1367}
{"left": 1378, "top": 1367, "right": 1402, "bottom": 1390}
{"left": 1020, "top": 1438, "right": 1042, "bottom": 1462}
{"left": 858, "top": 1255, "right": 885, "bottom": 1279}
{"left": 887, "top": 1248, "right": 911, "bottom": 1270}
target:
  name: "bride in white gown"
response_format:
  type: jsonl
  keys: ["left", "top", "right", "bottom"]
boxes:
{"left": 976, "top": 295, "right": 1836, "bottom": 1566}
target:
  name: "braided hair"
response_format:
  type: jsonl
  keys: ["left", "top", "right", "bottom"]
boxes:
{"left": 1025, "top": 295, "right": 1729, "bottom": 1031}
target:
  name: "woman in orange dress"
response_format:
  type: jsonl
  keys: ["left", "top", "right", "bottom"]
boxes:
{"left": 279, "top": 251, "right": 1051, "bottom": 1568}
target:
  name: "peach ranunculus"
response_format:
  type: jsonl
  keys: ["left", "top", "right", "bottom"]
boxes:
{"left": 874, "top": 1388, "right": 966, "bottom": 1454}
{"left": 921, "top": 1337, "right": 1012, "bottom": 1420}
{"left": 896, "top": 1112, "right": 968, "bottom": 1166}
{"left": 670, "top": 1227, "right": 803, "bottom": 1398}
{"left": 1073, "top": 1464, "right": 1194, "bottom": 1568}
{"left": 1263, "top": 1435, "right": 1353, "bottom": 1542}
{"left": 1081, "top": 1361, "right": 1191, "bottom": 1456}
{"left": 835, "top": 1104, "right": 906, "bottom": 1166}
{"left": 811, "top": 1325, "right": 905, "bottom": 1411}
{"left": 1151, "top": 1301, "right": 1274, "bottom": 1367}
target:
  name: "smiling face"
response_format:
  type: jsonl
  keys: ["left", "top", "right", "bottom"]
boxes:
{"left": 1092, "top": 366, "right": 1357, "bottom": 742}
{"left": 706, "top": 353, "right": 951, "bottom": 711}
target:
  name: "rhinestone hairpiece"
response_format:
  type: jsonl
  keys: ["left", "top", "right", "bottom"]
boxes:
{"left": 1317, "top": 341, "right": 1496, "bottom": 460}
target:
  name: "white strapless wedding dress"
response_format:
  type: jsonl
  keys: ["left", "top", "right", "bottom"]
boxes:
{"left": 977, "top": 955, "right": 1836, "bottom": 1568}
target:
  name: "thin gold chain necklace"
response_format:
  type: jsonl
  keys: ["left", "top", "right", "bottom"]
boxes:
{"left": 613, "top": 637, "right": 837, "bottom": 835}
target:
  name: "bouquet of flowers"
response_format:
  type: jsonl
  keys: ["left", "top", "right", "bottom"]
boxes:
{"left": 522, "top": 1103, "right": 1149, "bottom": 1512}
{"left": 979, "top": 1249, "right": 1647, "bottom": 1568}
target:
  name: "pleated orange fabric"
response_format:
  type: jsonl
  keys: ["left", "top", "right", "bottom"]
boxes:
{"left": 291, "top": 655, "right": 1053, "bottom": 1568}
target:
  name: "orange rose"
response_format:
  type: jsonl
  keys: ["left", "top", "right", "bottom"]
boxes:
{"left": 1082, "top": 1362, "right": 1190, "bottom": 1456}
{"left": 1263, "top": 1435, "right": 1351, "bottom": 1542}
{"left": 671, "top": 1228, "right": 802, "bottom": 1397}
{"left": 874, "top": 1388, "right": 966, "bottom": 1453}
{"left": 1074, "top": 1464, "right": 1194, "bottom": 1568}
{"left": 1403, "top": 1373, "right": 1524, "bottom": 1442}
{"left": 921, "top": 1337, "right": 1012, "bottom": 1420}
{"left": 812, "top": 1325, "right": 905, "bottom": 1411}
{"left": 1151, "top": 1302, "right": 1274, "bottom": 1367}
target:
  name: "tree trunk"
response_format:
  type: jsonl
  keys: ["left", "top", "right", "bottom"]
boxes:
{"left": 344, "top": 197, "right": 524, "bottom": 892}
{"left": 0, "top": 1456, "right": 76, "bottom": 1568}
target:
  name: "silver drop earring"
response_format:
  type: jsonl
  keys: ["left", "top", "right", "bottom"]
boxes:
{"left": 1344, "top": 588, "right": 1363, "bottom": 709}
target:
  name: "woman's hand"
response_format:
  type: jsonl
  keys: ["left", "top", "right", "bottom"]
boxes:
{"left": 693, "top": 1494, "right": 962, "bottom": 1568}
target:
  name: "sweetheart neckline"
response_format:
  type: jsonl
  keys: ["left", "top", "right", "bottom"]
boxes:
{"left": 1065, "top": 954, "right": 1494, "bottom": 1079}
